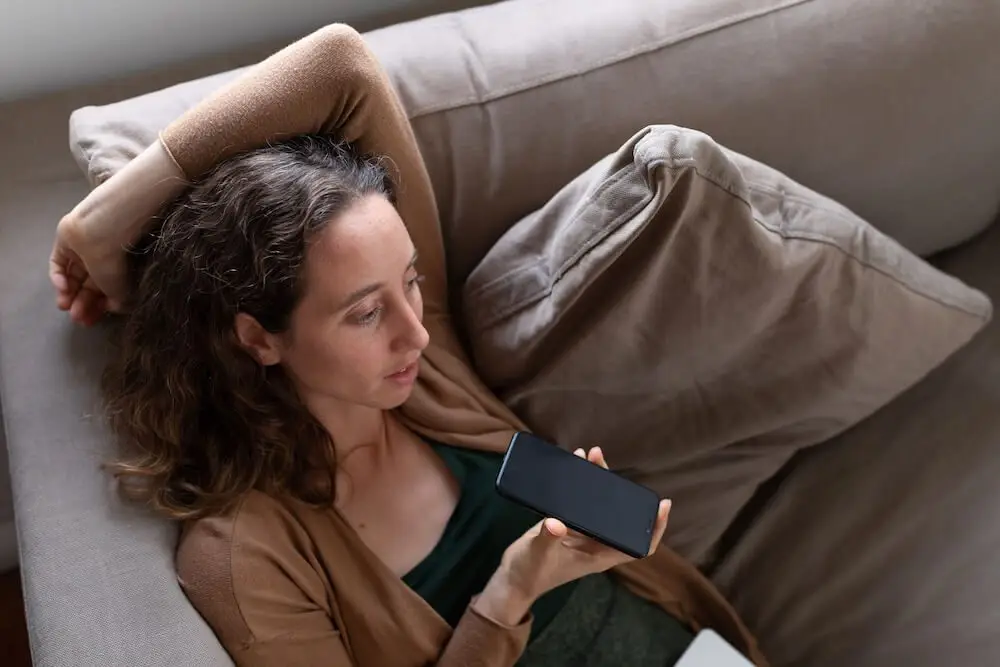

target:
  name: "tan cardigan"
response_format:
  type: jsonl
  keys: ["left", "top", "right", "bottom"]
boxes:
{"left": 165, "top": 24, "right": 767, "bottom": 667}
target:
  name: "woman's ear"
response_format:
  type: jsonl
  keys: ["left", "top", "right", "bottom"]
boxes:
{"left": 234, "top": 312, "right": 282, "bottom": 366}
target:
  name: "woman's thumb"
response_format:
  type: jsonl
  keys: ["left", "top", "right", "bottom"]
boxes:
{"left": 540, "top": 518, "right": 567, "bottom": 540}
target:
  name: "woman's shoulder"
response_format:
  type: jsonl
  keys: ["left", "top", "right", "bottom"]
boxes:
{"left": 175, "top": 491, "right": 334, "bottom": 646}
{"left": 176, "top": 491, "right": 304, "bottom": 568}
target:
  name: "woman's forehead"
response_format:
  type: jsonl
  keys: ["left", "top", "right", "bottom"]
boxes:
{"left": 303, "top": 197, "right": 412, "bottom": 299}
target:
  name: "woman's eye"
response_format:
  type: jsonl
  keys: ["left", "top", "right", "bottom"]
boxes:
{"left": 356, "top": 307, "right": 382, "bottom": 327}
{"left": 407, "top": 273, "right": 425, "bottom": 290}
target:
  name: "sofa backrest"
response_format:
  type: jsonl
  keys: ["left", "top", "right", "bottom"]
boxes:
{"left": 71, "top": 0, "right": 1000, "bottom": 285}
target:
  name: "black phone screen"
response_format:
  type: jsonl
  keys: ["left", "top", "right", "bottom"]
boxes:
{"left": 495, "top": 432, "right": 660, "bottom": 558}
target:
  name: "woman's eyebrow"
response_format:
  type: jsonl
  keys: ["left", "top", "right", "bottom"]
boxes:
{"left": 337, "top": 283, "right": 381, "bottom": 311}
{"left": 336, "top": 250, "right": 420, "bottom": 311}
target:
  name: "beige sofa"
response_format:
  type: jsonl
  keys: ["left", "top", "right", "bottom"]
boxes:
{"left": 2, "top": 0, "right": 999, "bottom": 665}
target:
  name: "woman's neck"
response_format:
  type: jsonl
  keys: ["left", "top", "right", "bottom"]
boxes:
{"left": 305, "top": 394, "right": 390, "bottom": 462}
{"left": 306, "top": 397, "right": 409, "bottom": 507}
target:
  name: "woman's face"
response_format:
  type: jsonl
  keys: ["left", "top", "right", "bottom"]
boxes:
{"left": 261, "top": 194, "right": 430, "bottom": 411}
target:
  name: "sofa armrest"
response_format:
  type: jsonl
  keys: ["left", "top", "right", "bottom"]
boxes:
{"left": 3, "top": 322, "right": 232, "bottom": 666}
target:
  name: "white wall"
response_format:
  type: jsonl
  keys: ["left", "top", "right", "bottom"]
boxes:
{"left": 0, "top": 0, "right": 486, "bottom": 102}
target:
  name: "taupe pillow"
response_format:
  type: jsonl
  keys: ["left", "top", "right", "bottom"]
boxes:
{"left": 462, "top": 125, "right": 992, "bottom": 566}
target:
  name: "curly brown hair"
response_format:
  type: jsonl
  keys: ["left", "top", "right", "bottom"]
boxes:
{"left": 103, "top": 135, "right": 394, "bottom": 520}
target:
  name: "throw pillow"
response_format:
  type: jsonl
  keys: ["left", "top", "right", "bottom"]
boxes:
{"left": 462, "top": 124, "right": 992, "bottom": 565}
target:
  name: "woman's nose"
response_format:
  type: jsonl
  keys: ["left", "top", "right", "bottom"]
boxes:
{"left": 396, "top": 300, "right": 429, "bottom": 352}
{"left": 411, "top": 319, "right": 430, "bottom": 352}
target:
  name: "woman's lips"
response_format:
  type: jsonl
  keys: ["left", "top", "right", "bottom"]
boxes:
{"left": 387, "top": 361, "right": 418, "bottom": 385}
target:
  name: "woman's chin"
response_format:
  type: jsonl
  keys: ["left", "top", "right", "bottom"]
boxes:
{"left": 375, "top": 382, "right": 416, "bottom": 410}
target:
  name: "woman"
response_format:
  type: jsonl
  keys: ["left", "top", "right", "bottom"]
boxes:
{"left": 49, "top": 25, "right": 767, "bottom": 667}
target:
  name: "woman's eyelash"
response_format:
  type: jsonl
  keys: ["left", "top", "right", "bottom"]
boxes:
{"left": 357, "top": 307, "right": 382, "bottom": 326}
{"left": 355, "top": 275, "right": 422, "bottom": 327}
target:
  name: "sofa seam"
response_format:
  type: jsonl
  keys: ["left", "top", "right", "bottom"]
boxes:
{"left": 406, "top": 0, "right": 812, "bottom": 120}
{"left": 639, "top": 143, "right": 992, "bottom": 321}
{"left": 694, "top": 169, "right": 992, "bottom": 322}
{"left": 466, "top": 163, "right": 648, "bottom": 329}
{"left": 752, "top": 220, "right": 991, "bottom": 321}
{"left": 68, "top": 117, "right": 98, "bottom": 184}
{"left": 466, "top": 160, "right": 638, "bottom": 302}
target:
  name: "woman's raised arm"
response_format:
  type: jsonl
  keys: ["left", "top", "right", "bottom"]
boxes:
{"left": 52, "top": 25, "right": 448, "bottom": 321}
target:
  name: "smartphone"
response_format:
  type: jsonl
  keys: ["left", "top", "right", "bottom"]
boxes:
{"left": 495, "top": 431, "right": 661, "bottom": 558}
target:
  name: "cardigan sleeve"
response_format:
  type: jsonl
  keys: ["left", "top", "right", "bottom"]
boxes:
{"left": 158, "top": 24, "right": 448, "bottom": 317}
{"left": 176, "top": 497, "right": 532, "bottom": 667}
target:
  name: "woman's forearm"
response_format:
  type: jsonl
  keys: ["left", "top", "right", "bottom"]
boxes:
{"left": 72, "top": 140, "right": 187, "bottom": 248}
{"left": 437, "top": 585, "right": 533, "bottom": 667}
{"left": 159, "top": 24, "right": 449, "bottom": 314}
{"left": 474, "top": 565, "right": 535, "bottom": 627}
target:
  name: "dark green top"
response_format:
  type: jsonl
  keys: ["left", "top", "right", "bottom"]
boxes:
{"left": 402, "top": 442, "right": 577, "bottom": 639}
{"left": 402, "top": 441, "right": 695, "bottom": 665}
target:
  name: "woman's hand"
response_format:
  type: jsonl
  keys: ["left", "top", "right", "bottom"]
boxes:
{"left": 49, "top": 213, "right": 126, "bottom": 326}
{"left": 474, "top": 447, "right": 671, "bottom": 625}
{"left": 48, "top": 140, "right": 188, "bottom": 326}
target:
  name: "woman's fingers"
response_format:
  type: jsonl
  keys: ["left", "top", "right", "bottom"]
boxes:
{"left": 647, "top": 499, "right": 672, "bottom": 556}
{"left": 587, "top": 446, "right": 608, "bottom": 469}
{"left": 545, "top": 518, "right": 566, "bottom": 536}
{"left": 540, "top": 517, "right": 567, "bottom": 540}
{"left": 50, "top": 249, "right": 82, "bottom": 310}
{"left": 569, "top": 444, "right": 669, "bottom": 559}
{"left": 50, "top": 242, "right": 113, "bottom": 325}
{"left": 49, "top": 263, "right": 70, "bottom": 299}
{"left": 69, "top": 286, "right": 105, "bottom": 326}
{"left": 575, "top": 445, "right": 609, "bottom": 470}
